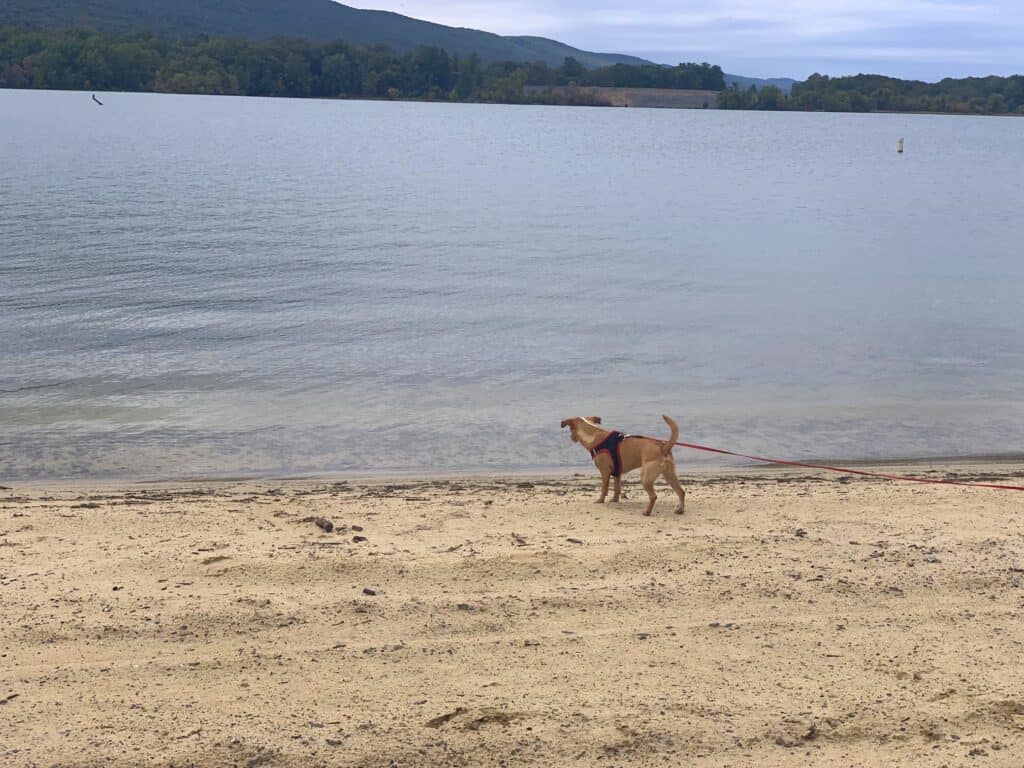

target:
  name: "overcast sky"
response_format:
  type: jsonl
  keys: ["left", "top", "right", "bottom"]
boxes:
{"left": 365, "top": 1, "right": 1023, "bottom": 80}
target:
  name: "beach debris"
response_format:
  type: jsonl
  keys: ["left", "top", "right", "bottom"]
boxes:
{"left": 362, "top": 587, "right": 377, "bottom": 596}
{"left": 352, "top": 535, "right": 367, "bottom": 543}
{"left": 425, "top": 707, "right": 466, "bottom": 728}
{"left": 924, "top": 553, "right": 941, "bottom": 563}
{"left": 456, "top": 603, "right": 475, "bottom": 612}
{"left": 202, "top": 555, "right": 230, "bottom": 565}
{"left": 112, "top": 585, "right": 124, "bottom": 591}
{"left": 794, "top": 528, "right": 808, "bottom": 538}
{"left": 296, "top": 516, "right": 334, "bottom": 532}
{"left": 464, "top": 710, "right": 522, "bottom": 730}
{"left": 351, "top": 524, "right": 363, "bottom": 532}
{"left": 0, "top": 693, "right": 18, "bottom": 705}
{"left": 511, "top": 532, "right": 528, "bottom": 546}
{"left": 566, "top": 537, "right": 584, "bottom": 545}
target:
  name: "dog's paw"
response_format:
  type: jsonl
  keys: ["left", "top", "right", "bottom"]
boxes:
{"left": 675, "top": 506, "right": 685, "bottom": 515}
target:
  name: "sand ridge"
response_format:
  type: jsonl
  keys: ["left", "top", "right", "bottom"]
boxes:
{"left": 2, "top": 466, "right": 1024, "bottom": 766}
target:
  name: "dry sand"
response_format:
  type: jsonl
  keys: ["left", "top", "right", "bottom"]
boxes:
{"left": 3, "top": 463, "right": 1024, "bottom": 767}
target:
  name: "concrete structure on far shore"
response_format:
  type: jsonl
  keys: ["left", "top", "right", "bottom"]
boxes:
{"left": 523, "top": 85, "right": 720, "bottom": 109}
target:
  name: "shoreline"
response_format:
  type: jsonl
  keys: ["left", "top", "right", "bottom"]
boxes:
{"left": 6, "top": 86, "right": 1024, "bottom": 117}
{"left": 4, "top": 452, "right": 1024, "bottom": 490}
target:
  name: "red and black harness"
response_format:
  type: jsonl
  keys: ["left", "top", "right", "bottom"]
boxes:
{"left": 590, "top": 431, "right": 628, "bottom": 477}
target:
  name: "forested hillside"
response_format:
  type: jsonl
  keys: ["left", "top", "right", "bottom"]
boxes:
{"left": 0, "top": 25, "right": 719, "bottom": 102}
{"left": 0, "top": 0, "right": 649, "bottom": 68}
{"left": 719, "top": 73, "right": 1024, "bottom": 114}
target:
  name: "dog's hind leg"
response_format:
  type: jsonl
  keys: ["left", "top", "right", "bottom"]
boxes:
{"left": 641, "top": 461, "right": 659, "bottom": 515}
{"left": 663, "top": 460, "right": 686, "bottom": 514}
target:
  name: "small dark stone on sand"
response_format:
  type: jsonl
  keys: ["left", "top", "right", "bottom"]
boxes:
{"left": 351, "top": 525, "right": 363, "bottom": 532}
{"left": 313, "top": 517, "right": 333, "bottom": 533}
{"left": 567, "top": 537, "right": 584, "bottom": 545}
{"left": 112, "top": 585, "right": 123, "bottom": 591}
{"left": 352, "top": 535, "right": 367, "bottom": 543}
{"left": 363, "top": 587, "right": 377, "bottom": 596}
{"left": 795, "top": 528, "right": 808, "bottom": 538}
{"left": 425, "top": 707, "right": 466, "bottom": 728}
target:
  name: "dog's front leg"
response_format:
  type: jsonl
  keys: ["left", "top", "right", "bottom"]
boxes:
{"left": 611, "top": 475, "right": 621, "bottom": 502}
{"left": 597, "top": 470, "right": 610, "bottom": 503}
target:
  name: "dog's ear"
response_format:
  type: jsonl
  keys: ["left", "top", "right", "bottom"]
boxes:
{"left": 560, "top": 418, "right": 573, "bottom": 429}
{"left": 587, "top": 416, "right": 602, "bottom": 424}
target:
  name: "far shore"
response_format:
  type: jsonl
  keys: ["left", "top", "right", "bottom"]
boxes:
{"left": 6, "top": 86, "right": 1024, "bottom": 117}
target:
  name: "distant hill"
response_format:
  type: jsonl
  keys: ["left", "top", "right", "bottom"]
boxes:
{"left": 724, "top": 73, "right": 797, "bottom": 93}
{"left": 0, "top": 0, "right": 651, "bottom": 68}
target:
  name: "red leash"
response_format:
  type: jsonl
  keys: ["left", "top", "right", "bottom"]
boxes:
{"left": 673, "top": 440, "right": 1024, "bottom": 492}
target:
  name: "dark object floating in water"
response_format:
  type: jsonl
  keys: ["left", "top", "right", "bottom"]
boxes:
{"left": 92, "top": 93, "right": 103, "bottom": 106}
{"left": 897, "top": 137, "right": 904, "bottom": 154}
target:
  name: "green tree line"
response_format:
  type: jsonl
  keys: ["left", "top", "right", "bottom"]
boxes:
{"left": 718, "top": 73, "right": 1024, "bottom": 114}
{"left": 0, "top": 25, "right": 722, "bottom": 102}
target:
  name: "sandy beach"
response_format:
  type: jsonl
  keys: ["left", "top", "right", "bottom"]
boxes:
{"left": 3, "top": 463, "right": 1024, "bottom": 767}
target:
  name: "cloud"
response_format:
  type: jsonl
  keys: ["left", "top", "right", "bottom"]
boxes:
{"left": 358, "top": 1, "right": 1024, "bottom": 79}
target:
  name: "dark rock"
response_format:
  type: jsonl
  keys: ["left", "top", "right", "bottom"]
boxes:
{"left": 425, "top": 707, "right": 466, "bottom": 729}
{"left": 362, "top": 587, "right": 377, "bottom": 596}
{"left": 351, "top": 525, "right": 364, "bottom": 532}
{"left": 352, "top": 535, "right": 367, "bottom": 543}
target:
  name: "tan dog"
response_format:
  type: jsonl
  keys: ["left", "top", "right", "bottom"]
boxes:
{"left": 560, "top": 415, "right": 686, "bottom": 516}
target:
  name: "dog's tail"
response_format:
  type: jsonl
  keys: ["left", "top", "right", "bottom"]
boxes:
{"left": 661, "top": 415, "right": 678, "bottom": 457}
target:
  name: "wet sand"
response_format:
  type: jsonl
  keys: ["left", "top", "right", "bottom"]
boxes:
{"left": 3, "top": 464, "right": 1024, "bottom": 766}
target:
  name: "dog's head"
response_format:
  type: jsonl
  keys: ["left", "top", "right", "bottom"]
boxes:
{"left": 560, "top": 416, "right": 601, "bottom": 444}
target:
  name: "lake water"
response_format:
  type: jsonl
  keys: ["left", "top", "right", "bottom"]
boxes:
{"left": 2, "top": 89, "right": 1023, "bottom": 481}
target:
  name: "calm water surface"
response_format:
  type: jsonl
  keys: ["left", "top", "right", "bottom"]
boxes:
{"left": 2, "top": 89, "right": 1022, "bottom": 480}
